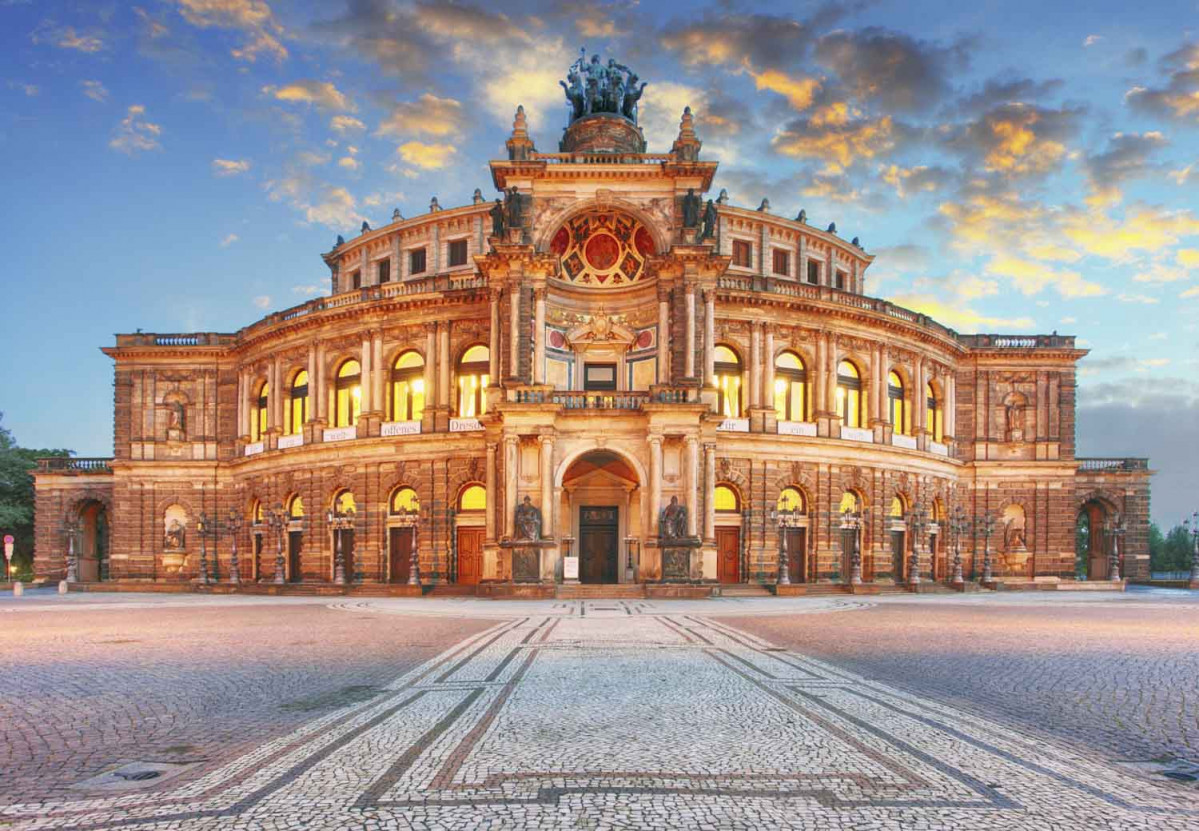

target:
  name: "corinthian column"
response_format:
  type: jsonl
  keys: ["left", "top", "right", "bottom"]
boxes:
{"left": 360, "top": 337, "right": 372, "bottom": 413}
{"left": 649, "top": 435, "right": 663, "bottom": 535}
{"left": 658, "top": 291, "right": 670, "bottom": 384}
{"left": 485, "top": 441, "right": 497, "bottom": 543}
{"left": 685, "top": 287, "right": 696, "bottom": 379}
{"left": 703, "top": 289, "right": 716, "bottom": 388}
{"left": 489, "top": 289, "right": 500, "bottom": 380}
{"left": 540, "top": 435, "right": 554, "bottom": 537}
{"left": 749, "top": 322, "right": 761, "bottom": 408}
{"left": 372, "top": 332, "right": 384, "bottom": 415}
{"left": 703, "top": 443, "right": 716, "bottom": 542}
{"left": 533, "top": 288, "right": 547, "bottom": 385}
{"left": 509, "top": 285, "right": 521, "bottom": 380}
{"left": 763, "top": 327, "right": 775, "bottom": 413}
{"left": 306, "top": 344, "right": 317, "bottom": 424}
{"left": 424, "top": 323, "right": 437, "bottom": 409}
{"left": 504, "top": 435, "right": 518, "bottom": 539}
{"left": 438, "top": 322, "right": 451, "bottom": 410}
{"left": 685, "top": 436, "right": 699, "bottom": 538}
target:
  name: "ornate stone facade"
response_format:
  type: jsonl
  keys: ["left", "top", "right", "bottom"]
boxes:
{"left": 34, "top": 61, "right": 1152, "bottom": 590}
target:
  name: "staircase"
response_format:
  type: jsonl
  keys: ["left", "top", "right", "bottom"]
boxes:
{"left": 424, "top": 584, "right": 479, "bottom": 597}
{"left": 718, "top": 583, "right": 774, "bottom": 598}
{"left": 556, "top": 583, "right": 646, "bottom": 600}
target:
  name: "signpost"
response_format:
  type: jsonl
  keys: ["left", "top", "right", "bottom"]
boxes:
{"left": 3, "top": 534, "right": 13, "bottom": 581}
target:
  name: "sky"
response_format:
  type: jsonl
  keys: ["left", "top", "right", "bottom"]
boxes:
{"left": 0, "top": 0, "right": 1196, "bottom": 526}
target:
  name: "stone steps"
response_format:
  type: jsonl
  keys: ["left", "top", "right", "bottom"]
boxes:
{"left": 556, "top": 584, "right": 645, "bottom": 599}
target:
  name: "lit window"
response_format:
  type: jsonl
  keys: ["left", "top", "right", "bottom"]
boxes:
{"left": 287, "top": 495, "right": 305, "bottom": 519}
{"left": 777, "top": 487, "right": 805, "bottom": 514}
{"left": 459, "top": 484, "right": 486, "bottom": 511}
{"left": 714, "top": 345, "right": 743, "bottom": 418}
{"left": 390, "top": 351, "right": 426, "bottom": 422}
{"left": 390, "top": 487, "right": 420, "bottom": 514}
{"left": 457, "top": 345, "right": 490, "bottom": 418}
{"left": 889, "top": 496, "right": 905, "bottom": 518}
{"left": 334, "top": 490, "right": 356, "bottom": 514}
{"left": 926, "top": 382, "right": 943, "bottom": 442}
{"left": 251, "top": 500, "right": 264, "bottom": 524}
{"left": 835, "top": 360, "right": 863, "bottom": 429}
{"left": 888, "top": 371, "right": 906, "bottom": 435}
{"left": 839, "top": 491, "right": 860, "bottom": 513}
{"left": 252, "top": 381, "right": 269, "bottom": 442}
{"left": 773, "top": 351, "right": 807, "bottom": 422}
{"left": 288, "top": 371, "right": 308, "bottom": 435}
{"left": 715, "top": 484, "right": 739, "bottom": 512}
{"left": 334, "top": 360, "right": 361, "bottom": 428}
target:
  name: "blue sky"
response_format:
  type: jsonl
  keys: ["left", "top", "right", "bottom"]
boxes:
{"left": 1, "top": 1, "right": 1196, "bottom": 525}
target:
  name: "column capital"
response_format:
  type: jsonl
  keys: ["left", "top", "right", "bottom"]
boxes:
{"left": 486, "top": 441, "right": 498, "bottom": 452}
{"left": 533, "top": 286, "right": 548, "bottom": 302}
{"left": 538, "top": 433, "right": 555, "bottom": 446}
{"left": 684, "top": 434, "right": 699, "bottom": 447}
{"left": 702, "top": 287, "right": 716, "bottom": 304}
{"left": 424, "top": 321, "right": 438, "bottom": 335}
{"left": 647, "top": 434, "right": 663, "bottom": 447}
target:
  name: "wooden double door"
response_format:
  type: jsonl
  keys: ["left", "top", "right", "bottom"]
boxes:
{"left": 579, "top": 507, "right": 619, "bottom": 584}
{"left": 717, "top": 527, "right": 741, "bottom": 583}
{"left": 388, "top": 527, "right": 414, "bottom": 584}
{"left": 784, "top": 528, "right": 807, "bottom": 583}
{"left": 457, "top": 527, "right": 484, "bottom": 585}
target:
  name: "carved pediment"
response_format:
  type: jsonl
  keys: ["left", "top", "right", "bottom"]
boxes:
{"left": 565, "top": 308, "right": 637, "bottom": 348}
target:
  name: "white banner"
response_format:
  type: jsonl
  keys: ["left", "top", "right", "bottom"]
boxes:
{"left": 450, "top": 418, "right": 483, "bottom": 432}
{"left": 278, "top": 433, "right": 304, "bottom": 449}
{"left": 243, "top": 441, "right": 264, "bottom": 456}
{"left": 381, "top": 420, "right": 421, "bottom": 437}
{"left": 716, "top": 418, "right": 749, "bottom": 433}
{"left": 323, "top": 426, "right": 357, "bottom": 443}
{"left": 777, "top": 421, "right": 816, "bottom": 437}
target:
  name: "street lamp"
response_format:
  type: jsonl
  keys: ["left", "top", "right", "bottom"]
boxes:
{"left": 226, "top": 509, "right": 243, "bottom": 585}
{"left": 1185, "top": 512, "right": 1199, "bottom": 585}
{"left": 1106, "top": 516, "right": 1126, "bottom": 582}
{"left": 326, "top": 506, "right": 355, "bottom": 586}
{"left": 196, "top": 511, "right": 212, "bottom": 585}
{"left": 624, "top": 536, "right": 640, "bottom": 583}
{"left": 976, "top": 511, "right": 998, "bottom": 584}
{"left": 266, "top": 502, "right": 288, "bottom": 584}
{"left": 906, "top": 501, "right": 929, "bottom": 585}
{"left": 840, "top": 506, "right": 865, "bottom": 586}
{"left": 770, "top": 500, "right": 806, "bottom": 586}
{"left": 948, "top": 504, "right": 968, "bottom": 586}
{"left": 62, "top": 519, "right": 80, "bottom": 583}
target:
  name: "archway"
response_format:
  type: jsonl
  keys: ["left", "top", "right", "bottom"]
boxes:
{"left": 560, "top": 450, "right": 641, "bottom": 584}
{"left": 76, "top": 500, "right": 109, "bottom": 581}
{"left": 1076, "top": 500, "right": 1111, "bottom": 580}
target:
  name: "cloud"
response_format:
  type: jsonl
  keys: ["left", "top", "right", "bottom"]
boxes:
{"left": 947, "top": 102, "right": 1083, "bottom": 179}
{"left": 31, "top": 22, "right": 106, "bottom": 52}
{"left": 212, "top": 158, "right": 251, "bottom": 176}
{"left": 1116, "top": 292, "right": 1160, "bottom": 304}
{"left": 174, "top": 0, "right": 287, "bottom": 62}
{"left": 80, "top": 79, "right": 108, "bottom": 102}
{"left": 658, "top": 10, "right": 839, "bottom": 73}
{"left": 814, "top": 27, "right": 972, "bottom": 114}
{"left": 338, "top": 146, "right": 360, "bottom": 171}
{"left": 952, "top": 77, "right": 1063, "bottom": 115}
{"left": 986, "top": 255, "right": 1106, "bottom": 298}
{"left": 265, "top": 166, "right": 361, "bottom": 229}
{"left": 376, "top": 94, "right": 464, "bottom": 139}
{"left": 1058, "top": 204, "right": 1199, "bottom": 260}
{"left": 1177, "top": 249, "right": 1199, "bottom": 267}
{"left": 397, "top": 141, "right": 456, "bottom": 170}
{"left": 1125, "top": 46, "right": 1148, "bottom": 67}
{"left": 749, "top": 70, "right": 822, "bottom": 111}
{"left": 889, "top": 293, "right": 1035, "bottom": 332}
{"left": 7, "top": 81, "right": 38, "bottom": 96}
{"left": 252, "top": 294, "right": 271, "bottom": 308}
{"left": 220, "top": 233, "right": 239, "bottom": 247}
{"left": 1083, "top": 34, "right": 1103, "bottom": 47}
{"left": 1181, "top": 286, "right": 1199, "bottom": 299}
{"left": 1168, "top": 164, "right": 1195, "bottom": 186}
{"left": 133, "top": 6, "right": 170, "bottom": 39}
{"left": 772, "top": 103, "right": 894, "bottom": 169}
{"left": 263, "top": 80, "right": 354, "bottom": 111}
{"left": 109, "top": 105, "right": 162, "bottom": 154}
{"left": 1124, "top": 42, "right": 1199, "bottom": 123}
{"left": 330, "top": 115, "right": 365, "bottom": 133}
{"left": 879, "top": 164, "right": 955, "bottom": 198}
{"left": 1082, "top": 131, "right": 1167, "bottom": 206}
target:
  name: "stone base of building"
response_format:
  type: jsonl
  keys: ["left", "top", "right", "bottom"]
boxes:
{"left": 983, "top": 579, "right": 1126, "bottom": 592}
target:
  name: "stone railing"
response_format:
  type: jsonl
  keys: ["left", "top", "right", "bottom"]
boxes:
{"left": 959, "top": 333, "right": 1077, "bottom": 349}
{"left": 36, "top": 457, "right": 113, "bottom": 474}
{"left": 114, "top": 333, "right": 236, "bottom": 348}
{"left": 530, "top": 152, "right": 677, "bottom": 165}
{"left": 1077, "top": 458, "right": 1149, "bottom": 472}
{"left": 510, "top": 385, "right": 695, "bottom": 408}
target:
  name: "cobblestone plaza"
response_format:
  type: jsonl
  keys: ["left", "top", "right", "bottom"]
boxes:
{"left": 3, "top": 590, "right": 1196, "bottom": 829}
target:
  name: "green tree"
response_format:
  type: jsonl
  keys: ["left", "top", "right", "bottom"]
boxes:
{"left": 0, "top": 413, "right": 72, "bottom": 577}
{"left": 1162, "top": 524, "right": 1192, "bottom": 573}
{"left": 1148, "top": 523, "right": 1166, "bottom": 571}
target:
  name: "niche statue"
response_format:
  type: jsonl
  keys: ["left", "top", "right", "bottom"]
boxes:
{"left": 659, "top": 496, "right": 688, "bottom": 541}
{"left": 514, "top": 495, "right": 543, "bottom": 541}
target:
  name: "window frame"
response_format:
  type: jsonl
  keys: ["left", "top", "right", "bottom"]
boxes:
{"left": 456, "top": 345, "right": 490, "bottom": 418}
{"left": 835, "top": 360, "right": 864, "bottom": 429}
{"left": 390, "top": 351, "right": 426, "bottom": 422}
{"left": 806, "top": 259, "right": 820, "bottom": 285}
{"left": 334, "top": 359, "right": 362, "bottom": 428}
{"left": 888, "top": 371, "right": 907, "bottom": 435}
{"left": 731, "top": 239, "right": 753, "bottom": 269}
{"left": 772, "top": 248, "right": 790, "bottom": 277}
{"left": 926, "top": 382, "right": 943, "bottom": 442}
{"left": 773, "top": 351, "right": 808, "bottom": 422}
{"left": 377, "top": 258, "right": 391, "bottom": 284}
{"left": 714, "top": 344, "right": 744, "bottom": 418}
{"left": 253, "top": 381, "right": 269, "bottom": 442}
{"left": 408, "top": 247, "right": 427, "bottom": 276}
{"left": 288, "top": 371, "right": 308, "bottom": 436}
{"left": 447, "top": 238, "right": 469, "bottom": 268}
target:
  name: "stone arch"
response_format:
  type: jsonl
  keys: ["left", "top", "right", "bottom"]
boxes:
{"left": 534, "top": 197, "right": 670, "bottom": 255}
{"left": 716, "top": 459, "right": 749, "bottom": 495}
{"left": 553, "top": 444, "right": 647, "bottom": 490}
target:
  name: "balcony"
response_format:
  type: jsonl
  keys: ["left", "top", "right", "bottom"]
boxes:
{"left": 36, "top": 457, "right": 113, "bottom": 474}
{"left": 1078, "top": 458, "right": 1149, "bottom": 472}
{"left": 508, "top": 386, "right": 697, "bottom": 409}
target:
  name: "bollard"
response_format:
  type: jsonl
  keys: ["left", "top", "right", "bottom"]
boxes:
{"left": 13, "top": 581, "right": 23, "bottom": 597}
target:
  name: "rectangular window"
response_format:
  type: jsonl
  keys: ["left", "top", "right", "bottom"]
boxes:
{"left": 772, "top": 249, "right": 790, "bottom": 276}
{"left": 835, "top": 270, "right": 847, "bottom": 291}
{"left": 448, "top": 239, "right": 468, "bottom": 267}
{"left": 409, "top": 247, "right": 426, "bottom": 275}
{"left": 351, "top": 270, "right": 362, "bottom": 290}
{"left": 807, "top": 260, "right": 820, "bottom": 284}
{"left": 732, "top": 240, "right": 752, "bottom": 268}
{"left": 584, "top": 363, "right": 617, "bottom": 391}
{"left": 377, "top": 258, "right": 391, "bottom": 283}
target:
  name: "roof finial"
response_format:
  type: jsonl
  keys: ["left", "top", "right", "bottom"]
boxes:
{"left": 671, "top": 105, "right": 702, "bottom": 162}
{"left": 429, "top": 196, "right": 441, "bottom": 212}
{"left": 757, "top": 198, "right": 771, "bottom": 213}
{"left": 506, "top": 104, "right": 536, "bottom": 161}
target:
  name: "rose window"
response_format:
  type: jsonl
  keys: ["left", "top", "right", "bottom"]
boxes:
{"left": 549, "top": 211, "right": 656, "bottom": 287}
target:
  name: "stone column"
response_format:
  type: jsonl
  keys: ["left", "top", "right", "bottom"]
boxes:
{"left": 509, "top": 284, "right": 521, "bottom": 380}
{"left": 703, "top": 289, "right": 716, "bottom": 389}
{"left": 504, "top": 435, "right": 519, "bottom": 539}
{"left": 372, "top": 333, "right": 384, "bottom": 416}
{"left": 703, "top": 442, "right": 716, "bottom": 542}
{"left": 424, "top": 323, "right": 437, "bottom": 409}
{"left": 316, "top": 342, "right": 328, "bottom": 422}
{"left": 871, "top": 344, "right": 883, "bottom": 425}
{"left": 649, "top": 436, "right": 663, "bottom": 535}
{"left": 658, "top": 292, "right": 670, "bottom": 384}
{"left": 763, "top": 327, "right": 776, "bottom": 414}
{"left": 684, "top": 287, "right": 696, "bottom": 379}
{"left": 489, "top": 290, "right": 501, "bottom": 380}
{"left": 236, "top": 369, "right": 245, "bottom": 438}
{"left": 749, "top": 322, "right": 761, "bottom": 408}
{"left": 360, "top": 337, "right": 373, "bottom": 413}
{"left": 914, "top": 355, "right": 926, "bottom": 434}
{"left": 540, "top": 435, "right": 554, "bottom": 538}
{"left": 945, "top": 373, "right": 956, "bottom": 441}
{"left": 685, "top": 436, "right": 699, "bottom": 538}
{"left": 814, "top": 334, "right": 826, "bottom": 413}
{"left": 270, "top": 356, "right": 282, "bottom": 431}
{"left": 438, "top": 322, "right": 451, "bottom": 411}
{"left": 306, "top": 344, "right": 317, "bottom": 423}
{"left": 485, "top": 441, "right": 497, "bottom": 543}
{"left": 533, "top": 288, "right": 546, "bottom": 385}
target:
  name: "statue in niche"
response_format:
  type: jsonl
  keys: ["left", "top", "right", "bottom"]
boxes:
{"left": 1004, "top": 399, "right": 1026, "bottom": 443}
{"left": 164, "top": 519, "right": 186, "bottom": 551}
{"left": 169, "top": 400, "right": 186, "bottom": 435}
{"left": 701, "top": 199, "right": 718, "bottom": 239}
{"left": 489, "top": 198, "right": 505, "bottom": 237}
{"left": 660, "top": 496, "right": 688, "bottom": 541}
{"left": 504, "top": 187, "right": 524, "bottom": 230}
{"left": 514, "top": 495, "right": 543, "bottom": 541}
{"left": 682, "top": 188, "right": 701, "bottom": 228}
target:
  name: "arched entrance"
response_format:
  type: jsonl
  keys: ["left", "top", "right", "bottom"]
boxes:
{"left": 76, "top": 500, "right": 109, "bottom": 581}
{"left": 1076, "top": 500, "right": 1111, "bottom": 580}
{"left": 560, "top": 450, "right": 641, "bottom": 584}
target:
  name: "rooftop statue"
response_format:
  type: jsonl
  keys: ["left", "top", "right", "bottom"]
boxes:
{"left": 560, "top": 50, "right": 647, "bottom": 125}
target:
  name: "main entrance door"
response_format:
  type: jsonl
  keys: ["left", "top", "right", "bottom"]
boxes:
{"left": 579, "top": 506, "right": 618, "bottom": 584}
{"left": 389, "top": 527, "right": 413, "bottom": 584}
{"left": 785, "top": 528, "right": 807, "bottom": 583}
{"left": 288, "top": 531, "right": 303, "bottom": 582}
{"left": 457, "top": 527, "right": 484, "bottom": 585}
{"left": 890, "top": 529, "right": 906, "bottom": 582}
{"left": 717, "top": 527, "right": 740, "bottom": 582}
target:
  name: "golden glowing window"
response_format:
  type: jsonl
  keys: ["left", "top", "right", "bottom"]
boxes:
{"left": 714, "top": 345, "right": 743, "bottom": 418}
{"left": 839, "top": 491, "right": 860, "bottom": 513}
{"left": 390, "top": 487, "right": 420, "bottom": 514}
{"left": 251, "top": 500, "right": 264, "bottom": 524}
{"left": 835, "top": 360, "right": 863, "bottom": 429}
{"left": 777, "top": 487, "right": 806, "bottom": 514}
{"left": 714, "top": 484, "right": 739, "bottom": 513}
{"left": 391, "top": 351, "right": 426, "bottom": 422}
{"left": 926, "top": 382, "right": 943, "bottom": 443}
{"left": 888, "top": 371, "right": 907, "bottom": 435}
{"left": 458, "top": 484, "right": 486, "bottom": 511}
{"left": 253, "top": 381, "right": 269, "bottom": 442}
{"left": 287, "top": 495, "right": 305, "bottom": 519}
{"left": 889, "top": 496, "right": 905, "bottom": 518}
{"left": 774, "top": 351, "right": 808, "bottom": 422}
{"left": 334, "top": 490, "right": 356, "bottom": 514}
{"left": 288, "top": 370, "right": 308, "bottom": 435}
{"left": 457, "top": 345, "right": 490, "bottom": 418}
{"left": 334, "top": 360, "right": 361, "bottom": 428}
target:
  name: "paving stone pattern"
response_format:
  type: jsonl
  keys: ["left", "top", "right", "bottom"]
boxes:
{"left": 2, "top": 592, "right": 1196, "bottom": 829}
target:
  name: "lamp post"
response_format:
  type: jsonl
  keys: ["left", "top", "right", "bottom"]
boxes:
{"left": 196, "top": 511, "right": 212, "bottom": 585}
{"left": 624, "top": 536, "right": 640, "bottom": 583}
{"left": 906, "top": 501, "right": 929, "bottom": 585}
{"left": 840, "top": 506, "right": 865, "bottom": 586}
{"left": 327, "top": 506, "right": 355, "bottom": 586}
{"left": 976, "top": 511, "right": 997, "bottom": 584}
{"left": 949, "top": 504, "right": 968, "bottom": 586}
{"left": 62, "top": 518, "right": 80, "bottom": 583}
{"left": 266, "top": 502, "right": 287, "bottom": 584}
{"left": 226, "top": 509, "right": 243, "bottom": 585}
{"left": 1185, "top": 512, "right": 1199, "bottom": 586}
{"left": 1107, "top": 516, "right": 1126, "bottom": 582}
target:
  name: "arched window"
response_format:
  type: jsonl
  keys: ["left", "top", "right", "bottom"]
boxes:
{"left": 926, "top": 382, "right": 943, "bottom": 442}
{"left": 714, "top": 345, "right": 743, "bottom": 418}
{"left": 839, "top": 490, "right": 861, "bottom": 514}
{"left": 889, "top": 496, "right": 905, "bottom": 518}
{"left": 774, "top": 351, "right": 808, "bottom": 422}
{"left": 456, "top": 346, "right": 490, "bottom": 418}
{"left": 252, "top": 381, "right": 269, "bottom": 442}
{"left": 390, "top": 351, "right": 425, "bottom": 422}
{"left": 777, "top": 487, "right": 806, "bottom": 514}
{"left": 390, "top": 487, "right": 420, "bottom": 515}
{"left": 714, "top": 484, "right": 740, "bottom": 513}
{"left": 835, "top": 360, "right": 864, "bottom": 429}
{"left": 888, "top": 371, "right": 906, "bottom": 435}
{"left": 334, "top": 360, "right": 361, "bottom": 428}
{"left": 458, "top": 484, "right": 486, "bottom": 512}
{"left": 288, "top": 371, "right": 308, "bottom": 435}
{"left": 287, "top": 494, "right": 305, "bottom": 519}
{"left": 333, "top": 489, "right": 356, "bottom": 515}
{"left": 251, "top": 500, "right": 264, "bottom": 525}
